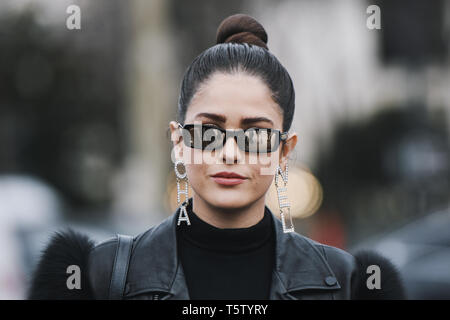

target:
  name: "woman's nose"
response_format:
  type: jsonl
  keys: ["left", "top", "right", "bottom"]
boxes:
{"left": 221, "top": 134, "right": 244, "bottom": 164}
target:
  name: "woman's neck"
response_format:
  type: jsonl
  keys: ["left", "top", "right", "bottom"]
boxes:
{"left": 191, "top": 194, "right": 266, "bottom": 229}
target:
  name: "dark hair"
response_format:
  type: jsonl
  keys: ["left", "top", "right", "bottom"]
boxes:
{"left": 177, "top": 14, "right": 295, "bottom": 132}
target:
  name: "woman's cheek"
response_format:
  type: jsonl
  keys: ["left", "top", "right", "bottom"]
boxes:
{"left": 185, "top": 165, "right": 203, "bottom": 190}
{"left": 252, "top": 169, "right": 273, "bottom": 194}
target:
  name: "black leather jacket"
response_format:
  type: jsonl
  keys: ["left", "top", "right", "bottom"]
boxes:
{"left": 89, "top": 205, "right": 361, "bottom": 300}
{"left": 28, "top": 204, "right": 405, "bottom": 300}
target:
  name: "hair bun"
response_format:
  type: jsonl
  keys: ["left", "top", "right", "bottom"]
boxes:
{"left": 216, "top": 14, "right": 268, "bottom": 50}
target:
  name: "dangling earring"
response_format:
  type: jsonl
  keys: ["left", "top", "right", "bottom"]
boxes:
{"left": 174, "top": 159, "right": 190, "bottom": 226}
{"left": 275, "top": 162, "right": 294, "bottom": 233}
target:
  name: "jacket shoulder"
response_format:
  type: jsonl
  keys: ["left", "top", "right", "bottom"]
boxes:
{"left": 314, "top": 242, "right": 358, "bottom": 284}
{"left": 87, "top": 226, "right": 155, "bottom": 299}
{"left": 310, "top": 240, "right": 405, "bottom": 299}
{"left": 309, "top": 240, "right": 358, "bottom": 298}
{"left": 86, "top": 237, "right": 118, "bottom": 299}
{"left": 28, "top": 226, "right": 158, "bottom": 300}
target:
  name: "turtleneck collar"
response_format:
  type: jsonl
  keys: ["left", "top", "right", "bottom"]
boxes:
{"left": 176, "top": 198, "right": 273, "bottom": 253}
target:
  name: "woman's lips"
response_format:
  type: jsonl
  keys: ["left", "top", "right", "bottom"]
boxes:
{"left": 211, "top": 176, "right": 246, "bottom": 186}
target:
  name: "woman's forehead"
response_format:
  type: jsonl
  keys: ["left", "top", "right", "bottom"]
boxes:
{"left": 186, "top": 72, "right": 283, "bottom": 125}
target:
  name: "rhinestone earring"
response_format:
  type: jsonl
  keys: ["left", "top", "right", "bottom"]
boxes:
{"left": 275, "top": 162, "right": 294, "bottom": 233}
{"left": 174, "top": 159, "right": 190, "bottom": 226}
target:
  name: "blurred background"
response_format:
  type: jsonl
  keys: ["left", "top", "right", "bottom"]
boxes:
{"left": 0, "top": 0, "right": 449, "bottom": 299}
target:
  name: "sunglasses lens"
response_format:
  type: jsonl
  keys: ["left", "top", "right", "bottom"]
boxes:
{"left": 244, "top": 128, "right": 259, "bottom": 153}
{"left": 244, "top": 128, "right": 279, "bottom": 153}
{"left": 203, "top": 126, "right": 224, "bottom": 150}
{"left": 182, "top": 125, "right": 224, "bottom": 150}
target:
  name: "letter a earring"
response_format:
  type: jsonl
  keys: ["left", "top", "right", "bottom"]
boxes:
{"left": 275, "top": 162, "right": 294, "bottom": 233}
{"left": 174, "top": 159, "right": 190, "bottom": 226}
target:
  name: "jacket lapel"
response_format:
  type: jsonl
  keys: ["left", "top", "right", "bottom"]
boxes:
{"left": 124, "top": 208, "right": 190, "bottom": 299}
{"left": 124, "top": 203, "right": 340, "bottom": 300}
{"left": 269, "top": 206, "right": 341, "bottom": 299}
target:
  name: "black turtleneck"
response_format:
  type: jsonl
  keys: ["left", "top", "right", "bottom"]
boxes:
{"left": 176, "top": 198, "right": 275, "bottom": 300}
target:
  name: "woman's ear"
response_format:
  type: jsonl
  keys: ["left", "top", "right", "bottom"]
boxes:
{"left": 279, "top": 132, "right": 298, "bottom": 168}
{"left": 169, "top": 121, "right": 183, "bottom": 158}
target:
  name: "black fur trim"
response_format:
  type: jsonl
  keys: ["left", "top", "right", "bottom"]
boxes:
{"left": 27, "top": 228, "right": 95, "bottom": 300}
{"left": 352, "top": 250, "right": 406, "bottom": 300}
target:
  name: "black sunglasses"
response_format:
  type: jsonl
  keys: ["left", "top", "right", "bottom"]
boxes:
{"left": 178, "top": 123, "right": 288, "bottom": 153}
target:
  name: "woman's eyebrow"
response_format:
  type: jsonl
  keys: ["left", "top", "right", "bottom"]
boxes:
{"left": 194, "top": 113, "right": 274, "bottom": 126}
{"left": 194, "top": 113, "right": 226, "bottom": 123}
{"left": 241, "top": 117, "right": 274, "bottom": 126}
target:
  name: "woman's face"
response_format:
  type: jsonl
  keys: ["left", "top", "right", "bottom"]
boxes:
{"left": 170, "top": 72, "right": 297, "bottom": 210}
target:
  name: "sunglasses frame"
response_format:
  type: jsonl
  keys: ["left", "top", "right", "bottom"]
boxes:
{"left": 177, "top": 122, "right": 288, "bottom": 153}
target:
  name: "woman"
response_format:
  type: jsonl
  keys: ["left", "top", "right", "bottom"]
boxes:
{"left": 28, "top": 14, "right": 404, "bottom": 300}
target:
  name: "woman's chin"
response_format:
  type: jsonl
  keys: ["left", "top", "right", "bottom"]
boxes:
{"left": 205, "top": 192, "right": 252, "bottom": 210}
